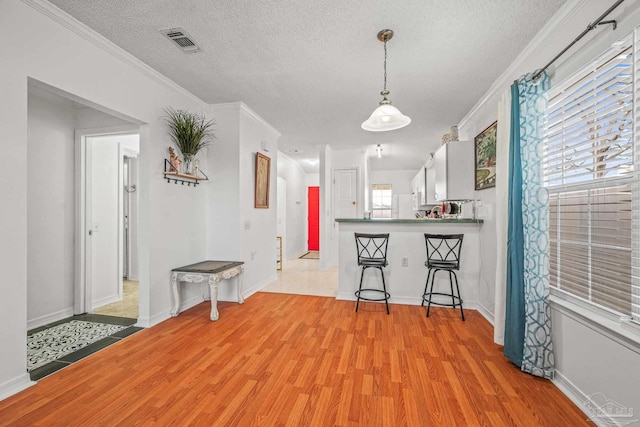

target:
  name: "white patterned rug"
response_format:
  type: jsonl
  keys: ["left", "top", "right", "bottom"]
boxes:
{"left": 28, "top": 320, "right": 127, "bottom": 371}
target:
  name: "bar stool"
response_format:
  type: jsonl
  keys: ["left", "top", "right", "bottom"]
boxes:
{"left": 422, "top": 234, "right": 465, "bottom": 320}
{"left": 354, "top": 233, "right": 390, "bottom": 314}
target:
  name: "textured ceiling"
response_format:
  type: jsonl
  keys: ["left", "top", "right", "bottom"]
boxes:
{"left": 49, "top": 0, "right": 567, "bottom": 172}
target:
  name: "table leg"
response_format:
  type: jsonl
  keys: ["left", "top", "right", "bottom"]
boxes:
{"left": 209, "top": 274, "right": 220, "bottom": 321}
{"left": 238, "top": 266, "right": 245, "bottom": 304}
{"left": 170, "top": 272, "right": 180, "bottom": 317}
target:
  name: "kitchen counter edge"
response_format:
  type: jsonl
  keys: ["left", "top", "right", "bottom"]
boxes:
{"left": 335, "top": 218, "right": 483, "bottom": 224}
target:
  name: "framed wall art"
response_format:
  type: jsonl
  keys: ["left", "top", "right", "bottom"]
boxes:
{"left": 475, "top": 121, "right": 497, "bottom": 190}
{"left": 254, "top": 152, "right": 271, "bottom": 208}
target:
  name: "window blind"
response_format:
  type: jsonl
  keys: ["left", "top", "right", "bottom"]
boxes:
{"left": 371, "top": 184, "right": 392, "bottom": 219}
{"left": 544, "top": 31, "right": 640, "bottom": 320}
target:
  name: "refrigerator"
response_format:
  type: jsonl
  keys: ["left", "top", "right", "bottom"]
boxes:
{"left": 392, "top": 194, "right": 414, "bottom": 218}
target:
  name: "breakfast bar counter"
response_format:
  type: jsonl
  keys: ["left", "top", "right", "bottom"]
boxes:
{"left": 335, "top": 218, "right": 483, "bottom": 308}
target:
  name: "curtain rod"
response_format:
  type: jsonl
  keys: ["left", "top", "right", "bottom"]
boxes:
{"left": 531, "top": 0, "right": 625, "bottom": 81}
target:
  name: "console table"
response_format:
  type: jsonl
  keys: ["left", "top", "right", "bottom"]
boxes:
{"left": 170, "top": 260, "right": 244, "bottom": 321}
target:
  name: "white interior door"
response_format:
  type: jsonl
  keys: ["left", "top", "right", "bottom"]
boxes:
{"left": 333, "top": 168, "right": 357, "bottom": 237}
{"left": 88, "top": 137, "right": 121, "bottom": 310}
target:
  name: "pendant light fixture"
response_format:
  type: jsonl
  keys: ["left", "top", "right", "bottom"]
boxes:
{"left": 362, "top": 29, "right": 411, "bottom": 132}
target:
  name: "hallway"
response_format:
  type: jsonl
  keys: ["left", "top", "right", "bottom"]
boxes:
{"left": 261, "top": 256, "right": 337, "bottom": 297}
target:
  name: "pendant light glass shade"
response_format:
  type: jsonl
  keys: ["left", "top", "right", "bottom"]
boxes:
{"left": 362, "top": 102, "right": 411, "bottom": 132}
{"left": 362, "top": 29, "right": 410, "bottom": 132}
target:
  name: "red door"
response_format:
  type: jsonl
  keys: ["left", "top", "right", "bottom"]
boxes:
{"left": 308, "top": 186, "right": 320, "bottom": 251}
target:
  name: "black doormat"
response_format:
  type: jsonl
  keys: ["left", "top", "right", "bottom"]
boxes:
{"left": 299, "top": 251, "right": 319, "bottom": 259}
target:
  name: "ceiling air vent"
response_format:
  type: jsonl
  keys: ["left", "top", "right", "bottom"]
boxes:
{"left": 161, "top": 28, "right": 201, "bottom": 53}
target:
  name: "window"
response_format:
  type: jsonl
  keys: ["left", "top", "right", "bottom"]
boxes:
{"left": 371, "top": 184, "right": 392, "bottom": 218}
{"left": 543, "top": 31, "right": 639, "bottom": 321}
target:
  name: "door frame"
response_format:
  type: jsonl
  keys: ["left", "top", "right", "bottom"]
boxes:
{"left": 119, "top": 146, "right": 139, "bottom": 282}
{"left": 74, "top": 125, "right": 139, "bottom": 315}
{"left": 332, "top": 167, "right": 359, "bottom": 238}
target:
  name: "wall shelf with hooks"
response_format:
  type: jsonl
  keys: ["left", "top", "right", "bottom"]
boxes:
{"left": 163, "top": 159, "right": 208, "bottom": 187}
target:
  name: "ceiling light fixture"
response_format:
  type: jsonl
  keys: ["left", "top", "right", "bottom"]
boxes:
{"left": 362, "top": 29, "right": 411, "bottom": 132}
{"left": 376, "top": 145, "right": 383, "bottom": 158}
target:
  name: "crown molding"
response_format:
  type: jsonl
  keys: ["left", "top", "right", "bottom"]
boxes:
{"left": 21, "top": 0, "right": 206, "bottom": 107}
{"left": 238, "top": 102, "right": 281, "bottom": 138}
{"left": 458, "top": 0, "right": 588, "bottom": 131}
{"left": 205, "top": 102, "right": 281, "bottom": 137}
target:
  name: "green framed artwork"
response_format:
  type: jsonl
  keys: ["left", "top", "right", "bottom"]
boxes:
{"left": 475, "top": 121, "right": 497, "bottom": 190}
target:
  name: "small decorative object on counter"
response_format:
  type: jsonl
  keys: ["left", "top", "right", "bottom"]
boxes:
{"left": 450, "top": 125, "right": 459, "bottom": 142}
{"left": 364, "top": 211, "right": 372, "bottom": 219}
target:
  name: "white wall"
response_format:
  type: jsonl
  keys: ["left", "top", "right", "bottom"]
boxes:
{"left": 369, "top": 170, "right": 414, "bottom": 196}
{"left": 276, "top": 176, "right": 287, "bottom": 243}
{"left": 323, "top": 149, "right": 367, "bottom": 267}
{"left": 1, "top": 0, "right": 209, "bottom": 398}
{"left": 305, "top": 173, "right": 319, "bottom": 187}
{"left": 456, "top": 0, "right": 640, "bottom": 419}
{"left": 238, "top": 106, "right": 280, "bottom": 292}
{"left": 319, "top": 145, "right": 332, "bottom": 271}
{"left": 26, "top": 90, "right": 76, "bottom": 327}
{"left": 206, "top": 103, "right": 280, "bottom": 300}
{"left": 277, "top": 152, "right": 308, "bottom": 258}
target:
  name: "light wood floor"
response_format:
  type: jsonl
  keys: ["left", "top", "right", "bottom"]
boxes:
{"left": 0, "top": 293, "right": 590, "bottom": 426}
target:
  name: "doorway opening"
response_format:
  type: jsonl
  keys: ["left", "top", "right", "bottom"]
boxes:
{"left": 80, "top": 132, "right": 140, "bottom": 320}
{"left": 26, "top": 81, "right": 144, "bottom": 381}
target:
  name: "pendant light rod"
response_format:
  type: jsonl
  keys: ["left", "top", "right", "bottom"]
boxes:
{"left": 362, "top": 29, "right": 411, "bottom": 132}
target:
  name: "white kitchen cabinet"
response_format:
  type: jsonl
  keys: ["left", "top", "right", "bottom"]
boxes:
{"left": 433, "top": 145, "right": 447, "bottom": 202}
{"left": 411, "top": 167, "right": 426, "bottom": 206}
{"left": 426, "top": 167, "right": 437, "bottom": 205}
{"left": 427, "top": 140, "right": 475, "bottom": 202}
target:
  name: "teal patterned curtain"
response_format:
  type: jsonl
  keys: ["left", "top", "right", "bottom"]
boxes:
{"left": 505, "top": 71, "right": 555, "bottom": 379}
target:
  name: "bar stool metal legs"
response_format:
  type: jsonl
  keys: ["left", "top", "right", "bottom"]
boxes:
{"left": 422, "top": 234, "right": 465, "bottom": 321}
{"left": 422, "top": 268, "right": 464, "bottom": 321}
{"left": 355, "top": 265, "right": 390, "bottom": 314}
{"left": 354, "top": 233, "right": 390, "bottom": 314}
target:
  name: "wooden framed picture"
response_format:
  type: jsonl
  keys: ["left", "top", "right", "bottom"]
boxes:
{"left": 254, "top": 152, "right": 271, "bottom": 208}
{"left": 475, "top": 121, "right": 497, "bottom": 190}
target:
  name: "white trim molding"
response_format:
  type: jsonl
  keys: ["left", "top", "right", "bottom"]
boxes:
{"left": 458, "top": 0, "right": 588, "bottom": 132}
{"left": 27, "top": 307, "right": 74, "bottom": 330}
{"left": 0, "top": 374, "right": 35, "bottom": 402}
{"left": 21, "top": 0, "right": 206, "bottom": 108}
{"left": 550, "top": 295, "right": 640, "bottom": 355}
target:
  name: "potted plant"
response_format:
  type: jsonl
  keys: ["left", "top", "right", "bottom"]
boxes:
{"left": 164, "top": 108, "right": 215, "bottom": 175}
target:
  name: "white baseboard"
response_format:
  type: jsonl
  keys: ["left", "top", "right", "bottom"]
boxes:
{"left": 552, "top": 370, "right": 617, "bottom": 427}
{"left": 476, "top": 303, "right": 494, "bottom": 325}
{"left": 126, "top": 275, "right": 139, "bottom": 281}
{"left": 92, "top": 294, "right": 121, "bottom": 310}
{"left": 287, "top": 248, "right": 308, "bottom": 260}
{"left": 243, "top": 274, "right": 279, "bottom": 297}
{"left": 0, "top": 373, "right": 35, "bottom": 402}
{"left": 137, "top": 294, "right": 203, "bottom": 328}
{"left": 337, "top": 292, "right": 479, "bottom": 311}
{"left": 27, "top": 307, "right": 75, "bottom": 330}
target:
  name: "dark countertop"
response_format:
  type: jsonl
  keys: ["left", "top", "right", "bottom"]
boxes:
{"left": 335, "top": 218, "right": 483, "bottom": 224}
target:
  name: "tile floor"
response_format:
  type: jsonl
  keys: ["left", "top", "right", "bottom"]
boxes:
{"left": 94, "top": 280, "right": 139, "bottom": 318}
{"left": 28, "top": 314, "right": 142, "bottom": 381}
{"left": 261, "top": 255, "right": 338, "bottom": 297}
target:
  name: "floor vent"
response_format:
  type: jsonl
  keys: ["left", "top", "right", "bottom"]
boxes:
{"left": 161, "top": 28, "right": 201, "bottom": 53}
